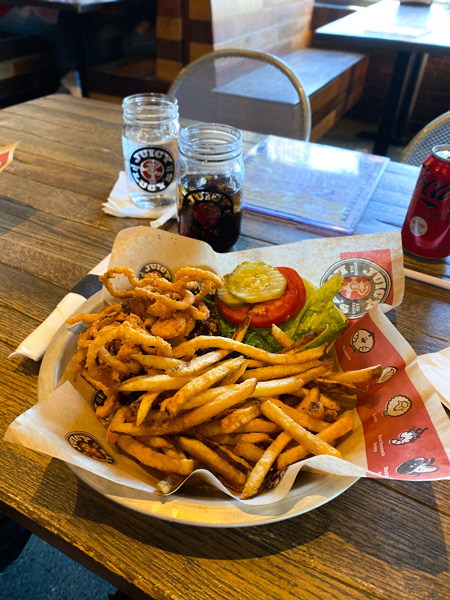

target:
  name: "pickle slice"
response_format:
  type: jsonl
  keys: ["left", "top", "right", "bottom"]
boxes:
{"left": 216, "top": 275, "right": 246, "bottom": 306}
{"left": 227, "top": 261, "right": 286, "bottom": 303}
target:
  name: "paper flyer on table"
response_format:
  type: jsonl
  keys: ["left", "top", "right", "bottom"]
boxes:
{"left": 4, "top": 227, "right": 450, "bottom": 506}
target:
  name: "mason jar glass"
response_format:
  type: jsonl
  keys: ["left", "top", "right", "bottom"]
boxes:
{"left": 122, "top": 93, "right": 179, "bottom": 209}
{"left": 176, "top": 123, "right": 244, "bottom": 252}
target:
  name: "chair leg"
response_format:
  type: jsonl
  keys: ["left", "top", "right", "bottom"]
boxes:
{"left": 0, "top": 513, "right": 32, "bottom": 572}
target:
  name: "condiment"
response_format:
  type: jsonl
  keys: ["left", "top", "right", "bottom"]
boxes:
{"left": 176, "top": 123, "right": 243, "bottom": 252}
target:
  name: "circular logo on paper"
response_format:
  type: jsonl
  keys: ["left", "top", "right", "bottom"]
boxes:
{"left": 376, "top": 366, "right": 398, "bottom": 384}
{"left": 321, "top": 258, "right": 392, "bottom": 319}
{"left": 396, "top": 457, "right": 439, "bottom": 477}
{"left": 138, "top": 261, "right": 173, "bottom": 282}
{"left": 129, "top": 146, "right": 174, "bottom": 192}
{"left": 65, "top": 432, "right": 116, "bottom": 464}
{"left": 383, "top": 395, "right": 412, "bottom": 417}
{"left": 350, "top": 328, "right": 375, "bottom": 353}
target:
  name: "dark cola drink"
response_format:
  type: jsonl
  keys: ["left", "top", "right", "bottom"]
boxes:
{"left": 401, "top": 145, "right": 450, "bottom": 260}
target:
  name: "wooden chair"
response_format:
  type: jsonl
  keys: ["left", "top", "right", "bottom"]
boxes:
{"left": 168, "top": 49, "right": 312, "bottom": 141}
{"left": 400, "top": 110, "right": 450, "bottom": 166}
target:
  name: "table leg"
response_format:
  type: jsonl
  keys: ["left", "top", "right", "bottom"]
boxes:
{"left": 373, "top": 50, "right": 411, "bottom": 156}
{"left": 393, "top": 52, "right": 428, "bottom": 143}
{"left": 67, "top": 12, "right": 89, "bottom": 97}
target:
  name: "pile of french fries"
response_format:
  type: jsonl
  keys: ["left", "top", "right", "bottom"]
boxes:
{"left": 106, "top": 319, "right": 383, "bottom": 499}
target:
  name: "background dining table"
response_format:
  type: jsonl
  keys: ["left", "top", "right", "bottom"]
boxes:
{"left": 1, "top": 93, "right": 450, "bottom": 600}
{"left": 315, "top": 0, "right": 450, "bottom": 157}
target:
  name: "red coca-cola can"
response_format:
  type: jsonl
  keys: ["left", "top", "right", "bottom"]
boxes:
{"left": 401, "top": 145, "right": 450, "bottom": 260}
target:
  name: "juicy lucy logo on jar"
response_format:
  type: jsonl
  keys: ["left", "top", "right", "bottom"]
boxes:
{"left": 321, "top": 257, "right": 392, "bottom": 319}
{"left": 65, "top": 432, "right": 116, "bottom": 464}
{"left": 138, "top": 261, "right": 173, "bottom": 281}
{"left": 129, "top": 146, "right": 174, "bottom": 192}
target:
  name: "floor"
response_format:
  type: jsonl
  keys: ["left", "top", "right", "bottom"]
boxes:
{"left": 0, "top": 115, "right": 407, "bottom": 600}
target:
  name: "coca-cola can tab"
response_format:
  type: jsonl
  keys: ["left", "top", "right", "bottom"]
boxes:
{"left": 435, "top": 146, "right": 450, "bottom": 161}
{"left": 401, "top": 144, "right": 450, "bottom": 260}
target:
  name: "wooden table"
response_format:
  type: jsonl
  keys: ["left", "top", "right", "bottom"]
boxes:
{"left": 1, "top": 94, "right": 450, "bottom": 600}
{"left": 314, "top": 0, "right": 450, "bottom": 156}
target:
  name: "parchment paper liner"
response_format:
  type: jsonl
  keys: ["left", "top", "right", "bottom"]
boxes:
{"left": 5, "top": 227, "right": 450, "bottom": 506}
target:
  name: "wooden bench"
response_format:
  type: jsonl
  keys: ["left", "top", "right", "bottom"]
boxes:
{"left": 86, "top": 56, "right": 169, "bottom": 103}
{"left": 0, "top": 33, "right": 59, "bottom": 108}
{"left": 212, "top": 47, "right": 368, "bottom": 141}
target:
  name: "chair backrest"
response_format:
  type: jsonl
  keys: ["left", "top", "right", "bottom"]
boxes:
{"left": 168, "top": 49, "right": 311, "bottom": 141}
{"left": 400, "top": 110, "right": 450, "bottom": 166}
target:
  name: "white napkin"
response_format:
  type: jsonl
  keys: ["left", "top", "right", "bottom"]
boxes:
{"left": 417, "top": 346, "right": 450, "bottom": 411}
{"left": 9, "top": 254, "right": 111, "bottom": 362}
{"left": 103, "top": 171, "right": 177, "bottom": 228}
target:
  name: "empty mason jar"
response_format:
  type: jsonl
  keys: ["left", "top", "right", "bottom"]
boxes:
{"left": 122, "top": 93, "right": 179, "bottom": 209}
{"left": 176, "top": 123, "right": 244, "bottom": 252}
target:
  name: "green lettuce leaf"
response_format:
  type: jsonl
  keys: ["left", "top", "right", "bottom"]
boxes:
{"left": 281, "top": 273, "right": 347, "bottom": 347}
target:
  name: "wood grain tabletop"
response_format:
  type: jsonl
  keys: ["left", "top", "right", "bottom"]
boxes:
{"left": 1, "top": 94, "right": 450, "bottom": 600}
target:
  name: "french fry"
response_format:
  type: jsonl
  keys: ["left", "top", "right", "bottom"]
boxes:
{"left": 221, "top": 361, "right": 247, "bottom": 385}
{"left": 233, "top": 316, "right": 251, "bottom": 341}
{"left": 193, "top": 420, "right": 227, "bottom": 437}
{"left": 264, "top": 396, "right": 329, "bottom": 432}
{"left": 261, "top": 399, "right": 341, "bottom": 458}
{"left": 318, "top": 392, "right": 342, "bottom": 411}
{"left": 244, "top": 359, "right": 268, "bottom": 368}
{"left": 176, "top": 437, "right": 247, "bottom": 488}
{"left": 325, "top": 365, "right": 383, "bottom": 384}
{"left": 279, "top": 327, "right": 328, "bottom": 354}
{"left": 182, "top": 386, "right": 230, "bottom": 411}
{"left": 112, "top": 378, "right": 257, "bottom": 436}
{"left": 172, "top": 336, "right": 328, "bottom": 365}
{"left": 116, "top": 435, "right": 194, "bottom": 475}
{"left": 163, "top": 356, "right": 246, "bottom": 418}
{"left": 241, "top": 432, "right": 293, "bottom": 499}
{"left": 233, "top": 441, "right": 265, "bottom": 463}
{"left": 208, "top": 432, "right": 274, "bottom": 446}
{"left": 324, "top": 408, "right": 338, "bottom": 422}
{"left": 118, "top": 373, "right": 193, "bottom": 393}
{"left": 106, "top": 406, "right": 129, "bottom": 444}
{"left": 136, "top": 391, "right": 159, "bottom": 426}
{"left": 131, "top": 355, "right": 185, "bottom": 370}
{"left": 240, "top": 361, "right": 321, "bottom": 382}
{"left": 239, "top": 433, "right": 274, "bottom": 444}
{"left": 138, "top": 435, "right": 174, "bottom": 450}
{"left": 297, "top": 388, "right": 325, "bottom": 420}
{"left": 314, "top": 378, "right": 366, "bottom": 396}
{"left": 276, "top": 414, "right": 354, "bottom": 470}
{"left": 270, "top": 324, "right": 293, "bottom": 348}
{"left": 167, "top": 349, "right": 230, "bottom": 377}
{"left": 156, "top": 472, "right": 185, "bottom": 494}
{"left": 236, "top": 418, "right": 281, "bottom": 435}
{"left": 221, "top": 400, "right": 261, "bottom": 433}
{"left": 249, "top": 365, "right": 330, "bottom": 399}
{"left": 206, "top": 434, "right": 240, "bottom": 446}
{"left": 194, "top": 416, "right": 281, "bottom": 438}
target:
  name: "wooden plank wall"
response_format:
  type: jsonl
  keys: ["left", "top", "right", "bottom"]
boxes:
{"left": 0, "top": 34, "right": 59, "bottom": 108}
{"left": 156, "top": 0, "right": 314, "bottom": 83}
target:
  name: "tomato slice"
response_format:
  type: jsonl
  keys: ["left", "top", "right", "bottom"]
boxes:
{"left": 215, "top": 266, "right": 306, "bottom": 327}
